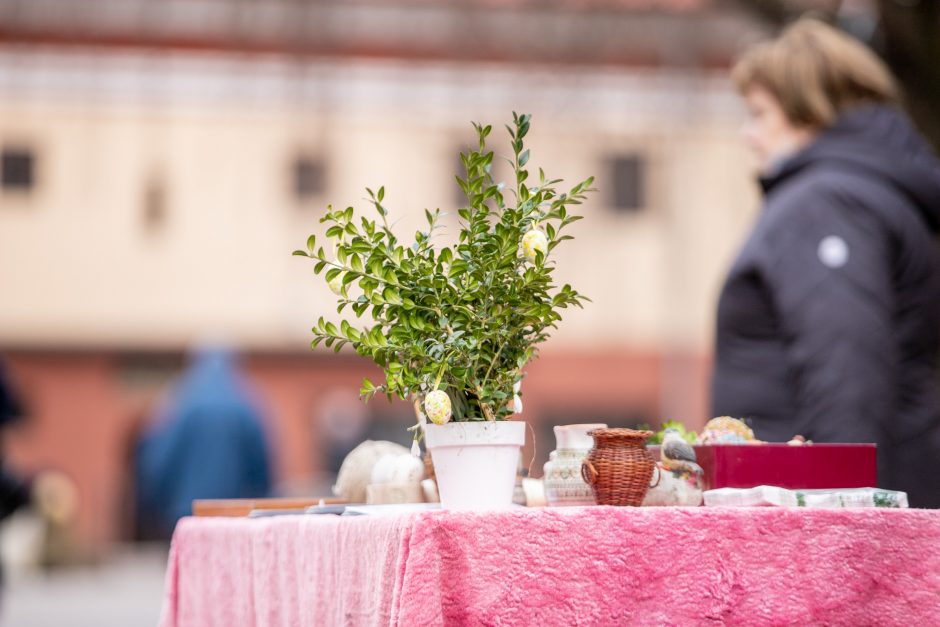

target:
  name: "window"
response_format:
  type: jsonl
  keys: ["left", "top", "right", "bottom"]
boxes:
{"left": 142, "top": 175, "right": 168, "bottom": 234}
{"left": 293, "top": 155, "right": 326, "bottom": 202}
{"left": 1, "top": 148, "right": 35, "bottom": 192}
{"left": 609, "top": 154, "right": 646, "bottom": 212}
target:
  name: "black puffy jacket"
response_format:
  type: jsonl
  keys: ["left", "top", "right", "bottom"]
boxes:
{"left": 711, "top": 105, "right": 940, "bottom": 507}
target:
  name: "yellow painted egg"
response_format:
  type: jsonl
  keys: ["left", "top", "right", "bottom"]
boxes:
{"left": 522, "top": 229, "right": 548, "bottom": 263}
{"left": 424, "top": 390, "right": 452, "bottom": 425}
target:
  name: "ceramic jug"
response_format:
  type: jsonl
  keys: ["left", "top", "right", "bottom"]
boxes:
{"left": 543, "top": 423, "right": 607, "bottom": 506}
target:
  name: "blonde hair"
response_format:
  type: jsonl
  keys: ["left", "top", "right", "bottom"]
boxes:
{"left": 732, "top": 19, "right": 898, "bottom": 129}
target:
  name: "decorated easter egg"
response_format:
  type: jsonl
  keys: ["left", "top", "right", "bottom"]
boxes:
{"left": 424, "top": 390, "right": 452, "bottom": 425}
{"left": 698, "top": 416, "right": 757, "bottom": 444}
{"left": 522, "top": 229, "right": 548, "bottom": 263}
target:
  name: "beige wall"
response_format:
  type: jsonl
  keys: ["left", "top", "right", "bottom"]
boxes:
{"left": 0, "top": 49, "right": 763, "bottom": 548}
{"left": 0, "top": 49, "right": 759, "bottom": 354}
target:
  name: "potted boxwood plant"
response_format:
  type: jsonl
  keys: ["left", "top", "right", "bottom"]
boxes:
{"left": 294, "top": 112, "right": 593, "bottom": 509}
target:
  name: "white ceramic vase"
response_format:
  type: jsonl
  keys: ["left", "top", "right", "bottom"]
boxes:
{"left": 543, "top": 423, "right": 607, "bottom": 506}
{"left": 424, "top": 421, "right": 526, "bottom": 510}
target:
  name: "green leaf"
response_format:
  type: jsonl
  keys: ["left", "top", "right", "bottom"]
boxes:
{"left": 383, "top": 287, "right": 402, "bottom": 305}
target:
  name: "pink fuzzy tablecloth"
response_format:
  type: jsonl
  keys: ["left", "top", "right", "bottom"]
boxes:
{"left": 159, "top": 507, "right": 940, "bottom": 626}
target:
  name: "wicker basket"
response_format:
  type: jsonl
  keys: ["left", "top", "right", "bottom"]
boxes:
{"left": 581, "top": 428, "right": 657, "bottom": 506}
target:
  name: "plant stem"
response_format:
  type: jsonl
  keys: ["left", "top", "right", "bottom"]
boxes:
{"left": 480, "top": 337, "right": 507, "bottom": 394}
{"left": 433, "top": 362, "right": 446, "bottom": 391}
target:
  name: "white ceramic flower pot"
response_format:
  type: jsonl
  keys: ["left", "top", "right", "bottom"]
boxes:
{"left": 424, "top": 421, "right": 526, "bottom": 511}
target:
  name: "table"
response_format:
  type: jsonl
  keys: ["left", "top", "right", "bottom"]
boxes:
{"left": 159, "top": 507, "right": 940, "bottom": 626}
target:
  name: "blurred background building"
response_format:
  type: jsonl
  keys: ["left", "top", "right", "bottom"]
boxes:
{"left": 3, "top": 0, "right": 933, "bottom": 591}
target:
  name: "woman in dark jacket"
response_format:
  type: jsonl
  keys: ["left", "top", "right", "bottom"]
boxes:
{"left": 712, "top": 19, "right": 940, "bottom": 507}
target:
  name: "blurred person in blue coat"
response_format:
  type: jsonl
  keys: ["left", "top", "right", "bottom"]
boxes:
{"left": 135, "top": 346, "right": 272, "bottom": 538}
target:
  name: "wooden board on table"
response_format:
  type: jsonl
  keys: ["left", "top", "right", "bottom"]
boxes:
{"left": 193, "top": 497, "right": 347, "bottom": 517}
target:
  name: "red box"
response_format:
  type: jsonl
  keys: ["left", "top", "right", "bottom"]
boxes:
{"left": 650, "top": 444, "right": 877, "bottom": 491}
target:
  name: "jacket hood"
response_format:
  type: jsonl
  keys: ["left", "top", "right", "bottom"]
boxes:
{"left": 760, "top": 105, "right": 940, "bottom": 232}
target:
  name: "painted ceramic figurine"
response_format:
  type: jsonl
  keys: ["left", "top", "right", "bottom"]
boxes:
{"left": 661, "top": 428, "right": 704, "bottom": 476}
{"left": 644, "top": 428, "right": 703, "bottom": 506}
